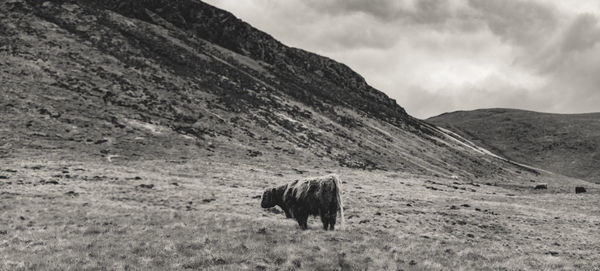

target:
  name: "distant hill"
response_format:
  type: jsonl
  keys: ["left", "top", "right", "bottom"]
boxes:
{"left": 1, "top": 0, "right": 541, "bottom": 182}
{"left": 428, "top": 108, "right": 600, "bottom": 183}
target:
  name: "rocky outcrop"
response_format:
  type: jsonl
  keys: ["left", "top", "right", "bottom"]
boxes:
{"left": 76, "top": 0, "right": 411, "bottom": 126}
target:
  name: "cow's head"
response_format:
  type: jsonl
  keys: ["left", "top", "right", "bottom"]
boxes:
{"left": 261, "top": 188, "right": 277, "bottom": 208}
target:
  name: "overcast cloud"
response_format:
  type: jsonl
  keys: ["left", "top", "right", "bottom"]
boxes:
{"left": 204, "top": 0, "right": 600, "bottom": 118}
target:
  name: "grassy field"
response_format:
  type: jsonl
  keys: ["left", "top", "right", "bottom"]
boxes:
{"left": 1, "top": 157, "right": 600, "bottom": 270}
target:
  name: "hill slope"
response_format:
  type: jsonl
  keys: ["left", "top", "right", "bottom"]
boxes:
{"left": 1, "top": 0, "right": 538, "bottom": 182}
{"left": 428, "top": 108, "right": 600, "bottom": 183}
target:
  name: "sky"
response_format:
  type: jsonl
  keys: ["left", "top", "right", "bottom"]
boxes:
{"left": 204, "top": 0, "right": 600, "bottom": 119}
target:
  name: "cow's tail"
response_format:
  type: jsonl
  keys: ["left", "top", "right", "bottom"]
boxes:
{"left": 332, "top": 175, "right": 345, "bottom": 229}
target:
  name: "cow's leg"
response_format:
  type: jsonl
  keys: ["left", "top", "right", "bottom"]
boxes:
{"left": 320, "top": 210, "right": 328, "bottom": 230}
{"left": 297, "top": 215, "right": 308, "bottom": 230}
{"left": 295, "top": 209, "right": 308, "bottom": 230}
{"left": 328, "top": 211, "right": 337, "bottom": 231}
{"left": 282, "top": 206, "right": 292, "bottom": 218}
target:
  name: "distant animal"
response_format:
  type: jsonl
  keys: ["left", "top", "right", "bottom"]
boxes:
{"left": 534, "top": 183, "right": 547, "bottom": 190}
{"left": 261, "top": 175, "right": 344, "bottom": 230}
{"left": 575, "top": 186, "right": 586, "bottom": 194}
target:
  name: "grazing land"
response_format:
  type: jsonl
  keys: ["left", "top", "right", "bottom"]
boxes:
{"left": 2, "top": 156, "right": 599, "bottom": 270}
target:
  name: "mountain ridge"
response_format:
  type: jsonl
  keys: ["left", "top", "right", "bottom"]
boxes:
{"left": 80, "top": 0, "right": 413, "bottom": 127}
{"left": 431, "top": 108, "right": 600, "bottom": 118}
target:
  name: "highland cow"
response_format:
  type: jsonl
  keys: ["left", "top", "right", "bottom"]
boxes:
{"left": 261, "top": 175, "right": 344, "bottom": 230}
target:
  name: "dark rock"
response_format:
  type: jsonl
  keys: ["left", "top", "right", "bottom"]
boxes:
{"left": 534, "top": 183, "right": 547, "bottom": 190}
{"left": 202, "top": 198, "right": 216, "bottom": 203}
{"left": 65, "top": 191, "right": 79, "bottom": 196}
{"left": 575, "top": 186, "right": 586, "bottom": 194}
{"left": 0, "top": 176, "right": 8, "bottom": 179}
{"left": 170, "top": 182, "right": 179, "bottom": 186}
{"left": 247, "top": 150, "right": 262, "bottom": 157}
{"left": 138, "top": 184, "right": 154, "bottom": 189}
{"left": 359, "top": 219, "right": 370, "bottom": 224}
{"left": 466, "top": 233, "right": 475, "bottom": 238}
{"left": 213, "top": 258, "right": 226, "bottom": 265}
{"left": 545, "top": 251, "right": 559, "bottom": 256}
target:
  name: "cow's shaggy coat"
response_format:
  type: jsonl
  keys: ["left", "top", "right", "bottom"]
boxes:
{"left": 261, "top": 175, "right": 344, "bottom": 230}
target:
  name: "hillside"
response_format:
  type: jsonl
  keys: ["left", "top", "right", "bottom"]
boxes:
{"left": 428, "top": 108, "right": 600, "bottom": 183}
{"left": 1, "top": 0, "right": 537, "bottom": 181}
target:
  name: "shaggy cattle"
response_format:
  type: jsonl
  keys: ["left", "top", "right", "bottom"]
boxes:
{"left": 261, "top": 175, "right": 344, "bottom": 230}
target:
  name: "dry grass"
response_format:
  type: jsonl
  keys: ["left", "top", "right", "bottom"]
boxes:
{"left": 1, "top": 157, "right": 600, "bottom": 270}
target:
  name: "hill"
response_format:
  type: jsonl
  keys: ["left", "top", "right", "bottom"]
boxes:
{"left": 428, "top": 108, "right": 600, "bottom": 183}
{"left": 1, "top": 0, "right": 536, "bottom": 181}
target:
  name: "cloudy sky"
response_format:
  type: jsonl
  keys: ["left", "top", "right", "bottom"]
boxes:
{"left": 205, "top": 0, "right": 600, "bottom": 118}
